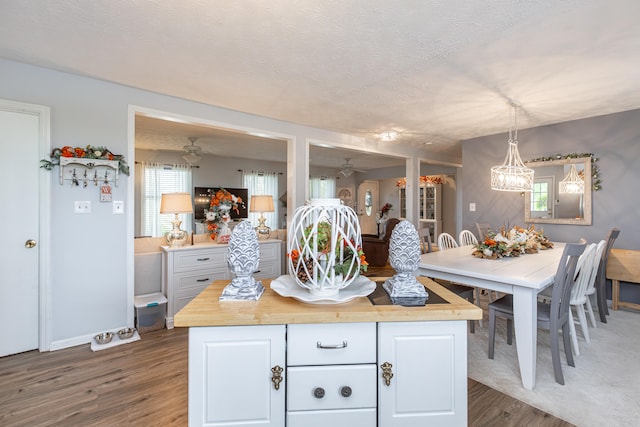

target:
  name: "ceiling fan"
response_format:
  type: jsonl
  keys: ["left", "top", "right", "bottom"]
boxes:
{"left": 339, "top": 158, "right": 367, "bottom": 177}
{"left": 183, "top": 136, "right": 202, "bottom": 165}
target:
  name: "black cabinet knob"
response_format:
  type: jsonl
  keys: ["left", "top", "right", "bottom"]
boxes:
{"left": 313, "top": 387, "right": 325, "bottom": 398}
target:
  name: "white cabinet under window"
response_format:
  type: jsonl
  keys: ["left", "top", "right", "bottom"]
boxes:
{"left": 399, "top": 184, "right": 442, "bottom": 239}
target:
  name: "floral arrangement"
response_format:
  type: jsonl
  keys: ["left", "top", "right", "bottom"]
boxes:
{"left": 379, "top": 202, "right": 393, "bottom": 217}
{"left": 204, "top": 188, "right": 245, "bottom": 240}
{"left": 396, "top": 175, "right": 444, "bottom": 188}
{"left": 472, "top": 225, "right": 553, "bottom": 259}
{"left": 40, "top": 145, "right": 130, "bottom": 175}
{"left": 287, "top": 220, "right": 368, "bottom": 282}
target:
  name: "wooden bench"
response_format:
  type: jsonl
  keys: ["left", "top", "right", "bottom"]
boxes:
{"left": 607, "top": 248, "right": 640, "bottom": 311}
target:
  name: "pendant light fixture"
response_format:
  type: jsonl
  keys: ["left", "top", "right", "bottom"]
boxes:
{"left": 490, "top": 103, "right": 534, "bottom": 192}
{"left": 558, "top": 164, "right": 584, "bottom": 194}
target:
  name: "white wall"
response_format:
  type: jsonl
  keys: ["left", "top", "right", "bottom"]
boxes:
{"left": 0, "top": 58, "right": 433, "bottom": 348}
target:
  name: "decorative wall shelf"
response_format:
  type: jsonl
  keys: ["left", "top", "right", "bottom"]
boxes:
{"left": 59, "top": 157, "right": 120, "bottom": 187}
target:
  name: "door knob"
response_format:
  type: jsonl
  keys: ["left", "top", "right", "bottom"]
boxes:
{"left": 25, "top": 239, "right": 37, "bottom": 249}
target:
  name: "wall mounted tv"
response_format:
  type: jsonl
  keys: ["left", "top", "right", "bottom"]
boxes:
{"left": 193, "top": 187, "right": 249, "bottom": 220}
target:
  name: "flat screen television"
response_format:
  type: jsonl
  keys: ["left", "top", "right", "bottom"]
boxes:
{"left": 193, "top": 187, "right": 249, "bottom": 220}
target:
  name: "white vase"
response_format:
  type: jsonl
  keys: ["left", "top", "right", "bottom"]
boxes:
{"left": 288, "top": 198, "right": 362, "bottom": 297}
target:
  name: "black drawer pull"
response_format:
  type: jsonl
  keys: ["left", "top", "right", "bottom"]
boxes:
{"left": 196, "top": 257, "right": 210, "bottom": 262}
{"left": 317, "top": 340, "right": 348, "bottom": 349}
{"left": 196, "top": 278, "right": 210, "bottom": 282}
{"left": 313, "top": 387, "right": 325, "bottom": 399}
{"left": 340, "top": 386, "right": 352, "bottom": 397}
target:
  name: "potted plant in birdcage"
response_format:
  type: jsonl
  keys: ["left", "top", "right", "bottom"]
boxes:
{"left": 286, "top": 199, "right": 368, "bottom": 297}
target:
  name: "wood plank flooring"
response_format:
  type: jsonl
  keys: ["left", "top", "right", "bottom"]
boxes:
{"left": 0, "top": 328, "right": 574, "bottom": 427}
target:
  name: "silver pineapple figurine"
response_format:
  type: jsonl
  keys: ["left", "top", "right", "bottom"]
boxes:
{"left": 220, "top": 221, "right": 265, "bottom": 301}
{"left": 383, "top": 220, "right": 428, "bottom": 305}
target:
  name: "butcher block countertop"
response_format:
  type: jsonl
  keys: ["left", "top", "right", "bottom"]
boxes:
{"left": 174, "top": 276, "right": 482, "bottom": 327}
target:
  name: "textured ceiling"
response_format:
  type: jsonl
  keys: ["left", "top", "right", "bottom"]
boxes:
{"left": 2, "top": 1, "right": 640, "bottom": 169}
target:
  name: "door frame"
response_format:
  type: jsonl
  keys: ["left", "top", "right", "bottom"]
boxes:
{"left": 0, "top": 99, "right": 52, "bottom": 351}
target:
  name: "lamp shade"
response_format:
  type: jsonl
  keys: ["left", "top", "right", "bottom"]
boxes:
{"left": 160, "top": 192, "right": 193, "bottom": 214}
{"left": 250, "top": 195, "right": 275, "bottom": 213}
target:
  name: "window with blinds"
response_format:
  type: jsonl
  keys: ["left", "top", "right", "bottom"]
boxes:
{"left": 141, "top": 163, "right": 192, "bottom": 237}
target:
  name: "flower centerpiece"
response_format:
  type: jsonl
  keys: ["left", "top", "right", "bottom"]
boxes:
{"left": 472, "top": 225, "right": 553, "bottom": 259}
{"left": 204, "top": 188, "right": 245, "bottom": 242}
{"left": 287, "top": 199, "right": 368, "bottom": 296}
{"left": 379, "top": 202, "right": 393, "bottom": 218}
{"left": 40, "top": 145, "right": 130, "bottom": 175}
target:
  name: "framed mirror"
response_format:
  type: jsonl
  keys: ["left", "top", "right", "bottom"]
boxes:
{"left": 524, "top": 156, "right": 592, "bottom": 225}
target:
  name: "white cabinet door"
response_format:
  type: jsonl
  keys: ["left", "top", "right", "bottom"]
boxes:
{"left": 189, "top": 325, "right": 286, "bottom": 427}
{"left": 378, "top": 321, "right": 467, "bottom": 427}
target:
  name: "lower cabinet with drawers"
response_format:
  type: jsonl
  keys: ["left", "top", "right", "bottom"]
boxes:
{"left": 161, "top": 240, "right": 282, "bottom": 328}
{"left": 188, "top": 320, "right": 467, "bottom": 427}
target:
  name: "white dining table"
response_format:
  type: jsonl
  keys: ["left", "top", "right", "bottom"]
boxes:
{"left": 417, "top": 243, "right": 565, "bottom": 390}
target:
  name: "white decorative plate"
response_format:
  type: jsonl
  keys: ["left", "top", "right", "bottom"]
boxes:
{"left": 270, "top": 275, "right": 376, "bottom": 304}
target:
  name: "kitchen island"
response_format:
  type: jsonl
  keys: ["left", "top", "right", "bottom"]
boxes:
{"left": 175, "top": 276, "right": 481, "bottom": 427}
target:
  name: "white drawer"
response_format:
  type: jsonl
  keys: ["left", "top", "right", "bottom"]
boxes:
{"left": 287, "top": 323, "right": 376, "bottom": 365}
{"left": 287, "top": 408, "right": 376, "bottom": 427}
{"left": 259, "top": 242, "right": 279, "bottom": 261}
{"left": 253, "top": 259, "right": 280, "bottom": 279}
{"left": 175, "top": 269, "right": 230, "bottom": 291}
{"left": 173, "top": 249, "right": 226, "bottom": 272}
{"left": 287, "top": 364, "right": 377, "bottom": 411}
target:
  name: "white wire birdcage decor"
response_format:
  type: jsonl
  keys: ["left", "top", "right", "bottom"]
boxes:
{"left": 491, "top": 104, "right": 534, "bottom": 192}
{"left": 558, "top": 164, "right": 585, "bottom": 194}
{"left": 288, "top": 198, "right": 362, "bottom": 297}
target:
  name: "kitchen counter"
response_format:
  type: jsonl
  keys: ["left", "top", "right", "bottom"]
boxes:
{"left": 174, "top": 276, "right": 482, "bottom": 327}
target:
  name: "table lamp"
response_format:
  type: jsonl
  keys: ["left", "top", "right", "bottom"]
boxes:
{"left": 250, "top": 195, "right": 275, "bottom": 238}
{"left": 160, "top": 192, "right": 193, "bottom": 247}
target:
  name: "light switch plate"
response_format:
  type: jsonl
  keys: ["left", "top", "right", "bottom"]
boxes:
{"left": 469, "top": 202, "right": 476, "bottom": 212}
{"left": 75, "top": 201, "right": 91, "bottom": 214}
{"left": 113, "top": 200, "right": 124, "bottom": 214}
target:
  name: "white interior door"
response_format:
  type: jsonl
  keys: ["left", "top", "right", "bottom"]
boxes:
{"left": 357, "top": 180, "right": 379, "bottom": 235}
{"left": 0, "top": 106, "right": 42, "bottom": 356}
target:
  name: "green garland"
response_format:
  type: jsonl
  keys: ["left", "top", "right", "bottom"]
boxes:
{"left": 527, "top": 152, "right": 600, "bottom": 191}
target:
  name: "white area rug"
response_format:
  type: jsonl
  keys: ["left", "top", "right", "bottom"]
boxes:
{"left": 468, "top": 304, "right": 640, "bottom": 427}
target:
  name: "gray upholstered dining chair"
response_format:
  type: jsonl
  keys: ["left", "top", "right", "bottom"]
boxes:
{"left": 488, "top": 242, "right": 586, "bottom": 385}
{"left": 419, "top": 227, "right": 475, "bottom": 333}
{"left": 595, "top": 228, "right": 620, "bottom": 323}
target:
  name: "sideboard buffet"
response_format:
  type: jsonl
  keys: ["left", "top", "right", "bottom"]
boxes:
{"left": 161, "top": 239, "right": 282, "bottom": 328}
{"left": 175, "top": 277, "right": 481, "bottom": 427}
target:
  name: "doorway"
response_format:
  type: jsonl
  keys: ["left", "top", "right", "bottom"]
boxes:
{"left": 0, "top": 99, "right": 51, "bottom": 356}
{"left": 357, "top": 180, "right": 379, "bottom": 235}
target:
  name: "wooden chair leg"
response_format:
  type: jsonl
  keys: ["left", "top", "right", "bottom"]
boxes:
{"left": 568, "top": 309, "right": 580, "bottom": 356}
{"left": 576, "top": 305, "right": 591, "bottom": 343}
{"left": 597, "top": 279, "right": 609, "bottom": 322}
{"left": 585, "top": 299, "right": 597, "bottom": 328}
{"left": 488, "top": 308, "right": 496, "bottom": 359}
{"left": 562, "top": 322, "right": 575, "bottom": 368}
{"left": 550, "top": 326, "right": 565, "bottom": 385}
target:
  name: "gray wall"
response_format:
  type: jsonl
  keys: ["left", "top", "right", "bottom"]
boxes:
{"left": 1, "top": 58, "right": 427, "bottom": 348}
{"left": 461, "top": 109, "right": 640, "bottom": 302}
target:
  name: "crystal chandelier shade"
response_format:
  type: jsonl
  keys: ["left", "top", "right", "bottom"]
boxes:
{"left": 490, "top": 104, "right": 534, "bottom": 192}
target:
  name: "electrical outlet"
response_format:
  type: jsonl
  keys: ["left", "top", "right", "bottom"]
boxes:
{"left": 113, "top": 201, "right": 124, "bottom": 214}
{"left": 74, "top": 201, "right": 91, "bottom": 214}
{"left": 469, "top": 202, "right": 476, "bottom": 212}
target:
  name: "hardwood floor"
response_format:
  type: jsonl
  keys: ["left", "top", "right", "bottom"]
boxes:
{"left": 0, "top": 328, "right": 574, "bottom": 427}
